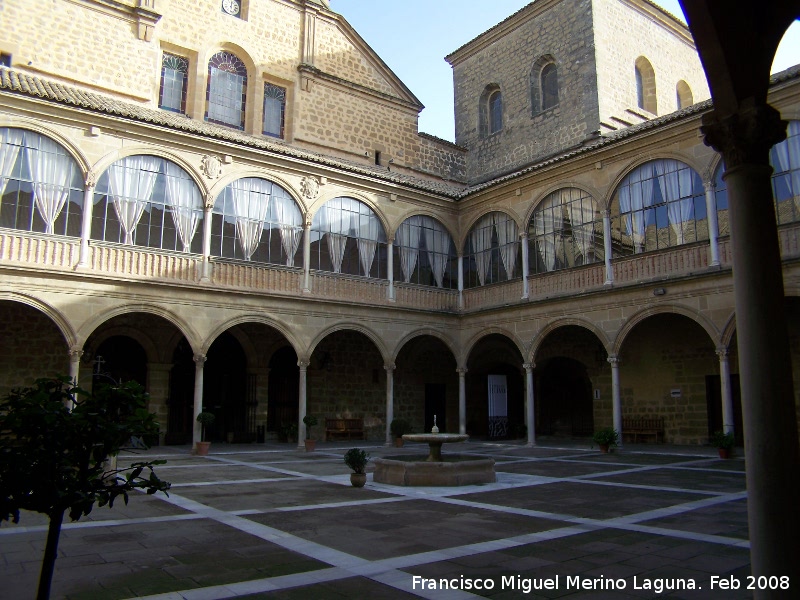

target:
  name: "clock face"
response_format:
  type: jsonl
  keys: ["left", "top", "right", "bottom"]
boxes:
{"left": 222, "top": 0, "right": 240, "bottom": 16}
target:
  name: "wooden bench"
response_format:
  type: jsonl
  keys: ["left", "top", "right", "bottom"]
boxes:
{"left": 325, "top": 418, "right": 364, "bottom": 441}
{"left": 622, "top": 417, "right": 665, "bottom": 443}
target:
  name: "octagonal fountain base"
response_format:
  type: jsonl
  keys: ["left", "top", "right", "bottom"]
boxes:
{"left": 373, "top": 455, "right": 496, "bottom": 486}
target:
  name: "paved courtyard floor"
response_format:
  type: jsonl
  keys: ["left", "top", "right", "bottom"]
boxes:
{"left": 0, "top": 439, "right": 758, "bottom": 599}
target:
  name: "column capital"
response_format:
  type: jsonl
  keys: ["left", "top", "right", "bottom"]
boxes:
{"left": 701, "top": 104, "right": 787, "bottom": 169}
{"left": 304, "top": 217, "right": 312, "bottom": 228}
{"left": 601, "top": 208, "right": 611, "bottom": 218}
{"left": 69, "top": 347, "right": 84, "bottom": 361}
{"left": 523, "top": 362, "right": 535, "bottom": 372}
{"left": 607, "top": 355, "right": 621, "bottom": 366}
{"left": 193, "top": 354, "right": 207, "bottom": 365}
{"left": 519, "top": 230, "right": 528, "bottom": 241}
{"left": 716, "top": 346, "right": 730, "bottom": 359}
{"left": 297, "top": 359, "right": 310, "bottom": 370}
{"left": 384, "top": 363, "right": 396, "bottom": 373}
{"left": 85, "top": 170, "right": 98, "bottom": 188}
{"left": 456, "top": 367, "right": 468, "bottom": 376}
{"left": 386, "top": 236, "right": 395, "bottom": 245}
{"left": 703, "top": 178, "right": 716, "bottom": 193}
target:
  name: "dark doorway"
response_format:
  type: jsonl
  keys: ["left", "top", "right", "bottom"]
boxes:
{"left": 537, "top": 357, "right": 593, "bottom": 436}
{"left": 706, "top": 374, "right": 744, "bottom": 445}
{"left": 166, "top": 338, "right": 195, "bottom": 445}
{"left": 268, "top": 346, "right": 299, "bottom": 434}
{"left": 425, "top": 383, "right": 446, "bottom": 433}
{"left": 93, "top": 336, "right": 147, "bottom": 386}
{"left": 204, "top": 332, "right": 248, "bottom": 442}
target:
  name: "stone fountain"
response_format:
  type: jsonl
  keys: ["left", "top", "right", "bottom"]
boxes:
{"left": 373, "top": 416, "right": 496, "bottom": 486}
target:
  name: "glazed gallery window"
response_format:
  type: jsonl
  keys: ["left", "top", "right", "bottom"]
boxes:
{"left": 464, "top": 211, "right": 520, "bottom": 288}
{"left": 0, "top": 127, "right": 83, "bottom": 236}
{"left": 394, "top": 215, "right": 457, "bottom": 289}
{"left": 263, "top": 83, "right": 286, "bottom": 138}
{"left": 528, "top": 188, "right": 603, "bottom": 274}
{"left": 159, "top": 53, "right": 189, "bottom": 114}
{"left": 310, "top": 197, "right": 387, "bottom": 278}
{"left": 92, "top": 155, "right": 203, "bottom": 253}
{"left": 610, "top": 159, "right": 707, "bottom": 255}
{"left": 211, "top": 177, "right": 302, "bottom": 265}
{"left": 206, "top": 51, "right": 247, "bottom": 129}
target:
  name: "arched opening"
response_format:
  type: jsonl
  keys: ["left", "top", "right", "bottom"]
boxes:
{"left": 464, "top": 212, "right": 521, "bottom": 287}
{"left": 166, "top": 338, "right": 195, "bottom": 445}
{"left": 634, "top": 56, "right": 657, "bottom": 114}
{"left": 267, "top": 345, "right": 299, "bottom": 438}
{"left": 466, "top": 334, "right": 524, "bottom": 439}
{"left": 206, "top": 50, "right": 248, "bottom": 130}
{"left": 93, "top": 336, "right": 147, "bottom": 386}
{"left": 676, "top": 80, "right": 693, "bottom": 110}
{"left": 395, "top": 335, "right": 458, "bottom": 433}
{"left": 203, "top": 332, "right": 248, "bottom": 442}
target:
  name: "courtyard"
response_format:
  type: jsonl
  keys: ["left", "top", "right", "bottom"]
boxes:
{"left": 0, "top": 440, "right": 755, "bottom": 599}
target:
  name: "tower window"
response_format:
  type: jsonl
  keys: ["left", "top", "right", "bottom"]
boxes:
{"left": 262, "top": 83, "right": 286, "bottom": 138}
{"left": 159, "top": 53, "right": 189, "bottom": 114}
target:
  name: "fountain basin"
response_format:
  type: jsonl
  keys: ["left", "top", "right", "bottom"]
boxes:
{"left": 373, "top": 455, "right": 496, "bottom": 486}
{"left": 402, "top": 433, "right": 469, "bottom": 461}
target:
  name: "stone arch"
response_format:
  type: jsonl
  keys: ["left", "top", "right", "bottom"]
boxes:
{"left": 390, "top": 210, "right": 457, "bottom": 244}
{"left": 392, "top": 328, "right": 459, "bottom": 364}
{"left": 458, "top": 208, "right": 522, "bottom": 253}
{"left": 0, "top": 292, "right": 76, "bottom": 348}
{"left": 461, "top": 327, "right": 525, "bottom": 368}
{"left": 199, "top": 41, "right": 259, "bottom": 78}
{"left": 202, "top": 315, "right": 302, "bottom": 360}
{"left": 207, "top": 169, "right": 305, "bottom": 218}
{"left": 83, "top": 325, "right": 161, "bottom": 365}
{"left": 307, "top": 191, "right": 390, "bottom": 242}
{"left": 530, "top": 54, "right": 559, "bottom": 115}
{"left": 92, "top": 148, "right": 207, "bottom": 198}
{"left": 0, "top": 120, "right": 91, "bottom": 177}
{"left": 612, "top": 304, "right": 719, "bottom": 355}
{"left": 307, "top": 322, "right": 389, "bottom": 364}
{"left": 479, "top": 84, "right": 502, "bottom": 137}
{"left": 530, "top": 318, "right": 611, "bottom": 363}
{"left": 720, "top": 312, "right": 737, "bottom": 348}
{"left": 606, "top": 153, "right": 707, "bottom": 203}
{"left": 525, "top": 182, "right": 603, "bottom": 224}
{"left": 635, "top": 56, "right": 657, "bottom": 114}
{"left": 676, "top": 79, "right": 694, "bottom": 109}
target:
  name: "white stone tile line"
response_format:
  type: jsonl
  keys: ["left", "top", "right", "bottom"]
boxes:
{"left": 609, "top": 490, "right": 749, "bottom": 525}
{"left": 564, "top": 476, "right": 728, "bottom": 496}
{"left": 169, "top": 477, "right": 289, "bottom": 488}
{"left": 371, "top": 570, "right": 482, "bottom": 600}
{"left": 0, "top": 513, "right": 202, "bottom": 536}
{"left": 617, "top": 522, "right": 751, "bottom": 548}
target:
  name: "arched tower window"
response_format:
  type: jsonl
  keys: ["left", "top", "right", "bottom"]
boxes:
{"left": 310, "top": 197, "right": 387, "bottom": 278}
{"left": 206, "top": 51, "right": 248, "bottom": 129}
{"left": 212, "top": 178, "right": 302, "bottom": 264}
{"left": 0, "top": 128, "right": 84, "bottom": 237}
{"left": 394, "top": 215, "right": 457, "bottom": 288}
{"left": 634, "top": 57, "right": 657, "bottom": 114}
{"left": 611, "top": 159, "right": 706, "bottom": 255}
{"left": 528, "top": 188, "right": 603, "bottom": 274}
{"left": 479, "top": 85, "right": 503, "bottom": 137}
{"left": 541, "top": 63, "right": 559, "bottom": 111}
{"left": 676, "top": 80, "right": 693, "bottom": 110}
{"left": 463, "top": 212, "right": 520, "bottom": 288}
{"left": 489, "top": 90, "right": 503, "bottom": 134}
{"left": 92, "top": 156, "right": 203, "bottom": 252}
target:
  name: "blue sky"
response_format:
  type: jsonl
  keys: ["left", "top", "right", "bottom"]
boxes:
{"left": 331, "top": 0, "right": 800, "bottom": 142}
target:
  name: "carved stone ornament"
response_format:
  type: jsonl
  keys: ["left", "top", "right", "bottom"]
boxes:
{"left": 85, "top": 170, "right": 97, "bottom": 188}
{"left": 201, "top": 155, "right": 223, "bottom": 180}
{"left": 701, "top": 104, "right": 787, "bottom": 169}
{"left": 300, "top": 175, "right": 321, "bottom": 200}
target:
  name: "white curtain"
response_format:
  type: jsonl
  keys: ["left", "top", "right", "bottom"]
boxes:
{"left": 620, "top": 165, "right": 653, "bottom": 253}
{"left": 357, "top": 211, "right": 380, "bottom": 276}
{"left": 273, "top": 194, "right": 302, "bottom": 266}
{"left": 494, "top": 213, "right": 518, "bottom": 280}
{"left": 396, "top": 215, "right": 421, "bottom": 282}
{"left": 107, "top": 156, "right": 160, "bottom": 245}
{"left": 534, "top": 198, "right": 562, "bottom": 272}
{"left": 164, "top": 162, "right": 202, "bottom": 252}
{"left": 655, "top": 160, "right": 693, "bottom": 245}
{"left": 231, "top": 178, "right": 271, "bottom": 261}
{"left": 470, "top": 214, "right": 494, "bottom": 286}
{"left": 423, "top": 217, "right": 451, "bottom": 288}
{"left": 567, "top": 192, "right": 597, "bottom": 264}
{"left": 25, "top": 132, "right": 75, "bottom": 235}
{"left": 324, "top": 200, "right": 350, "bottom": 273}
{"left": 0, "top": 128, "right": 23, "bottom": 199}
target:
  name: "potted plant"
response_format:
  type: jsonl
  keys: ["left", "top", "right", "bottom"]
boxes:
{"left": 303, "top": 414, "right": 318, "bottom": 452}
{"left": 711, "top": 430, "right": 735, "bottom": 458}
{"left": 390, "top": 418, "right": 412, "bottom": 447}
{"left": 592, "top": 427, "right": 619, "bottom": 453}
{"left": 344, "top": 448, "right": 370, "bottom": 487}
{"left": 196, "top": 411, "right": 215, "bottom": 456}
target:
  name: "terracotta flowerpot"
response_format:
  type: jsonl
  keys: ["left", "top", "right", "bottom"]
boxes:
{"left": 196, "top": 441, "right": 211, "bottom": 456}
{"left": 304, "top": 439, "right": 316, "bottom": 452}
{"left": 718, "top": 447, "right": 731, "bottom": 459}
{"left": 599, "top": 444, "right": 609, "bottom": 454}
{"left": 394, "top": 437, "right": 404, "bottom": 448}
{"left": 350, "top": 472, "right": 367, "bottom": 488}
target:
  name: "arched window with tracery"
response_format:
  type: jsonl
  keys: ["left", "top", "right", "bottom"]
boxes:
{"left": 92, "top": 156, "right": 204, "bottom": 252}
{"left": 528, "top": 188, "right": 603, "bottom": 274}
{"left": 310, "top": 197, "right": 387, "bottom": 278}
{"left": 393, "top": 215, "right": 457, "bottom": 288}
{"left": 0, "top": 127, "right": 83, "bottom": 236}
{"left": 206, "top": 51, "right": 247, "bottom": 129}
{"left": 610, "top": 159, "right": 707, "bottom": 255}
{"left": 212, "top": 177, "right": 302, "bottom": 265}
{"left": 463, "top": 211, "right": 520, "bottom": 288}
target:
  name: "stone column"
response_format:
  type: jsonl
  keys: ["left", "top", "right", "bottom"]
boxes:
{"left": 68, "top": 347, "right": 83, "bottom": 387}
{"left": 192, "top": 354, "right": 206, "bottom": 451}
{"left": 387, "top": 238, "right": 395, "bottom": 301}
{"left": 302, "top": 219, "right": 312, "bottom": 293}
{"left": 457, "top": 367, "right": 467, "bottom": 434}
{"left": 607, "top": 355, "right": 622, "bottom": 446}
{"left": 702, "top": 105, "right": 800, "bottom": 583}
{"left": 520, "top": 232, "right": 529, "bottom": 299}
{"left": 602, "top": 209, "right": 613, "bottom": 285}
{"left": 384, "top": 363, "right": 395, "bottom": 445}
{"left": 297, "top": 360, "right": 308, "bottom": 450}
{"left": 201, "top": 196, "right": 213, "bottom": 281}
{"left": 523, "top": 362, "right": 536, "bottom": 446}
{"left": 716, "top": 347, "right": 734, "bottom": 435}
{"left": 457, "top": 254, "right": 464, "bottom": 310}
{"left": 77, "top": 172, "right": 96, "bottom": 267}
{"left": 704, "top": 179, "right": 721, "bottom": 267}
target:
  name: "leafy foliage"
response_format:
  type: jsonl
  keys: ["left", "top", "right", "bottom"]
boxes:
{"left": 302, "top": 414, "right": 318, "bottom": 439}
{"left": 343, "top": 447, "right": 370, "bottom": 474}
{"left": 0, "top": 376, "right": 170, "bottom": 526}
{"left": 711, "top": 430, "right": 735, "bottom": 449}
{"left": 592, "top": 427, "right": 620, "bottom": 447}
{"left": 196, "top": 411, "right": 216, "bottom": 443}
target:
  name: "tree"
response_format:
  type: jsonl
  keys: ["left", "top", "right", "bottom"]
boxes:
{"left": 0, "top": 376, "right": 171, "bottom": 600}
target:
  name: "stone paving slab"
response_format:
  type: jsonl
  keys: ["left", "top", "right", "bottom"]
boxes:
{"left": 641, "top": 498, "right": 750, "bottom": 540}
{"left": 592, "top": 468, "right": 747, "bottom": 494}
{"left": 237, "top": 576, "right": 417, "bottom": 599}
{"left": 495, "top": 460, "right": 630, "bottom": 477}
{"left": 157, "top": 465, "right": 293, "bottom": 485}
